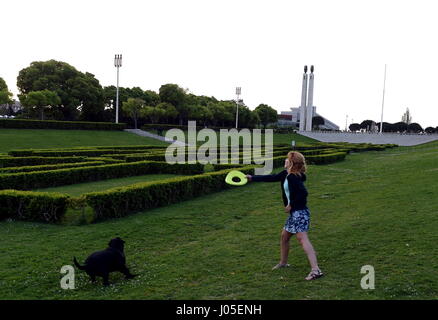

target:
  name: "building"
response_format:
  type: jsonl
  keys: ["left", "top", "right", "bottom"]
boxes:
{"left": 0, "top": 100, "right": 22, "bottom": 114}
{"left": 278, "top": 108, "right": 339, "bottom": 130}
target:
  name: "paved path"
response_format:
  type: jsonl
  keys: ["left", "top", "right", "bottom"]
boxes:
{"left": 124, "top": 129, "right": 189, "bottom": 146}
{"left": 299, "top": 131, "right": 438, "bottom": 146}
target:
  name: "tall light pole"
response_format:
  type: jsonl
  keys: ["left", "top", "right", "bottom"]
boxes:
{"left": 114, "top": 54, "right": 122, "bottom": 123}
{"left": 235, "top": 87, "right": 241, "bottom": 129}
{"left": 379, "top": 64, "right": 387, "bottom": 133}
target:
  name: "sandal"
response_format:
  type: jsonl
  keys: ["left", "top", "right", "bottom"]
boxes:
{"left": 272, "top": 263, "right": 290, "bottom": 270}
{"left": 305, "top": 268, "right": 324, "bottom": 280}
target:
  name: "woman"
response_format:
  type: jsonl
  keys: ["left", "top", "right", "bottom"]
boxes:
{"left": 246, "top": 151, "right": 324, "bottom": 281}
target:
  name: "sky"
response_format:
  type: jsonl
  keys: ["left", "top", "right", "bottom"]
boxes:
{"left": 2, "top": 0, "right": 438, "bottom": 129}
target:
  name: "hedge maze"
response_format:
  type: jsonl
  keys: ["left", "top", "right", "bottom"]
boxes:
{"left": 0, "top": 142, "right": 397, "bottom": 223}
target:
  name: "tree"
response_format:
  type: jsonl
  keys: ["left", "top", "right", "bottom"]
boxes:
{"left": 236, "top": 105, "right": 259, "bottom": 129}
{"left": 393, "top": 121, "right": 408, "bottom": 133}
{"left": 360, "top": 120, "right": 377, "bottom": 132}
{"left": 188, "top": 104, "right": 213, "bottom": 126}
{"left": 76, "top": 72, "right": 105, "bottom": 121}
{"left": 425, "top": 127, "right": 436, "bottom": 134}
{"left": 142, "top": 106, "right": 165, "bottom": 124}
{"left": 143, "top": 90, "right": 160, "bottom": 106}
{"left": 207, "top": 102, "right": 233, "bottom": 127}
{"left": 349, "top": 123, "right": 361, "bottom": 132}
{"left": 0, "top": 77, "right": 13, "bottom": 105}
{"left": 17, "top": 60, "right": 104, "bottom": 121}
{"left": 407, "top": 122, "right": 423, "bottom": 133}
{"left": 376, "top": 122, "right": 393, "bottom": 132}
{"left": 20, "top": 90, "right": 61, "bottom": 120}
{"left": 122, "top": 98, "right": 145, "bottom": 129}
{"left": 156, "top": 102, "right": 178, "bottom": 124}
{"left": 312, "top": 116, "right": 325, "bottom": 129}
{"left": 254, "top": 104, "right": 277, "bottom": 129}
{"left": 159, "top": 84, "right": 187, "bottom": 124}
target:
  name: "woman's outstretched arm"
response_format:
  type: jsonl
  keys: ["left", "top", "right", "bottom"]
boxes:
{"left": 247, "top": 170, "right": 287, "bottom": 182}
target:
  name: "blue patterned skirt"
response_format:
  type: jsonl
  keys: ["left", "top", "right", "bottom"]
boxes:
{"left": 283, "top": 208, "right": 311, "bottom": 234}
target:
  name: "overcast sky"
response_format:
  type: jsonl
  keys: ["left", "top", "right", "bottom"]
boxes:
{"left": 2, "top": 0, "right": 438, "bottom": 128}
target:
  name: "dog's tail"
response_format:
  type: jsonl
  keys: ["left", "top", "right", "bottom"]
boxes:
{"left": 73, "top": 257, "right": 86, "bottom": 270}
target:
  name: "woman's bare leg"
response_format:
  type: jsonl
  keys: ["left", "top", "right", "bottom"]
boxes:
{"left": 296, "top": 232, "right": 319, "bottom": 270}
{"left": 280, "top": 229, "right": 293, "bottom": 265}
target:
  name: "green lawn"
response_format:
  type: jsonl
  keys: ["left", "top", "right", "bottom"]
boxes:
{"left": 0, "top": 140, "right": 436, "bottom": 299}
{"left": 0, "top": 129, "right": 169, "bottom": 154}
{"left": 33, "top": 173, "right": 184, "bottom": 197}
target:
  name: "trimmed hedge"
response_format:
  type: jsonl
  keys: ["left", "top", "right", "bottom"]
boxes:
{"left": 0, "top": 161, "right": 106, "bottom": 174}
{"left": 93, "top": 145, "right": 166, "bottom": 150}
{"left": 0, "top": 118, "right": 126, "bottom": 130}
{"left": 0, "top": 156, "right": 89, "bottom": 167}
{"left": 87, "top": 157, "right": 126, "bottom": 164}
{"left": 212, "top": 163, "right": 246, "bottom": 171}
{"left": 84, "top": 165, "right": 260, "bottom": 220}
{"left": 141, "top": 124, "right": 238, "bottom": 132}
{"left": 8, "top": 149, "right": 150, "bottom": 157}
{"left": 305, "top": 152, "right": 347, "bottom": 164}
{"left": 0, "top": 161, "right": 205, "bottom": 190}
{"left": 0, "top": 189, "right": 69, "bottom": 222}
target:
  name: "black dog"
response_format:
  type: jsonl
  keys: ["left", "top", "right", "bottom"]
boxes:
{"left": 73, "top": 237, "right": 136, "bottom": 286}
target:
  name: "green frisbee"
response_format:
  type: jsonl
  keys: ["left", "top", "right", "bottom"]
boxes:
{"left": 225, "top": 170, "right": 248, "bottom": 186}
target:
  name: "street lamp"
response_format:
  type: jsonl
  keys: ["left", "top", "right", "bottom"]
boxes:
{"left": 114, "top": 54, "right": 122, "bottom": 123}
{"left": 235, "top": 87, "right": 241, "bottom": 129}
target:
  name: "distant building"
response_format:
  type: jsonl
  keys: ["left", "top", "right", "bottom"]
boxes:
{"left": 278, "top": 107, "right": 339, "bottom": 130}
{"left": 0, "top": 100, "right": 22, "bottom": 114}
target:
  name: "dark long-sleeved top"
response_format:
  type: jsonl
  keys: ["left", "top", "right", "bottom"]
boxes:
{"left": 251, "top": 170, "right": 308, "bottom": 211}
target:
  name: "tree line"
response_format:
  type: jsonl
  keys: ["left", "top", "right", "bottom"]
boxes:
{"left": 349, "top": 120, "right": 438, "bottom": 134}
{"left": 0, "top": 60, "right": 279, "bottom": 129}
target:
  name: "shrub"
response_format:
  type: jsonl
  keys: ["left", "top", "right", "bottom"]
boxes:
{"left": 141, "top": 124, "right": 233, "bottom": 132}
{"left": 305, "top": 152, "right": 347, "bottom": 164}
{"left": 212, "top": 163, "right": 246, "bottom": 171}
{"left": 0, "top": 156, "right": 89, "bottom": 167}
{"left": 0, "top": 118, "right": 126, "bottom": 130}
{"left": 87, "top": 157, "right": 126, "bottom": 164}
{"left": 8, "top": 149, "right": 149, "bottom": 157}
{"left": 0, "top": 161, "right": 106, "bottom": 174}
{"left": 0, "top": 189, "right": 69, "bottom": 222}
{"left": 0, "top": 161, "right": 205, "bottom": 190}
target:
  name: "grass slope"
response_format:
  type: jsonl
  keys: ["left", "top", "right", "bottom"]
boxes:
{"left": 0, "top": 142, "right": 437, "bottom": 299}
{"left": 0, "top": 129, "right": 168, "bottom": 154}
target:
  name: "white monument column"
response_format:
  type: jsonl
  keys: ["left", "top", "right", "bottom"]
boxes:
{"left": 299, "top": 65, "right": 308, "bottom": 132}
{"left": 305, "top": 65, "right": 315, "bottom": 131}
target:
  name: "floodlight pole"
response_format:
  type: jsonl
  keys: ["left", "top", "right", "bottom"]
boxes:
{"left": 379, "top": 64, "right": 386, "bottom": 133}
{"left": 235, "top": 87, "right": 241, "bottom": 129}
{"left": 114, "top": 54, "right": 122, "bottom": 123}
